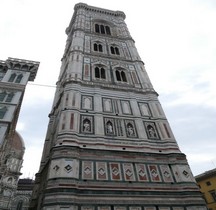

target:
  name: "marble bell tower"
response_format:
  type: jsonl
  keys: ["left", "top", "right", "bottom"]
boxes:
{"left": 30, "top": 3, "right": 207, "bottom": 210}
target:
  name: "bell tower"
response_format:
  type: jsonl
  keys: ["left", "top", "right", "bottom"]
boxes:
{"left": 30, "top": 3, "right": 207, "bottom": 210}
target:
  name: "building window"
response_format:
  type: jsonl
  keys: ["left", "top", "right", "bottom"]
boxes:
{"left": 5, "top": 92, "right": 14, "bottom": 102}
{"left": 95, "top": 24, "right": 111, "bottom": 35}
{"left": 8, "top": 73, "right": 23, "bottom": 83}
{"left": 8, "top": 73, "right": 16, "bottom": 82}
{"left": 15, "top": 74, "right": 23, "bottom": 83}
{"left": 0, "top": 91, "right": 7, "bottom": 102}
{"left": 16, "top": 200, "right": 23, "bottom": 210}
{"left": 110, "top": 46, "right": 120, "bottom": 55}
{"left": 0, "top": 92, "right": 14, "bottom": 103}
{"left": 115, "top": 70, "right": 127, "bottom": 82}
{"left": 93, "top": 43, "right": 103, "bottom": 52}
{"left": 95, "top": 67, "right": 106, "bottom": 79}
{"left": 210, "top": 191, "right": 216, "bottom": 201}
{"left": 206, "top": 181, "right": 211, "bottom": 186}
{"left": 0, "top": 106, "right": 7, "bottom": 119}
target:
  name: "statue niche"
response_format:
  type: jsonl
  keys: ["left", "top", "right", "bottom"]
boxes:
{"left": 83, "top": 119, "right": 91, "bottom": 132}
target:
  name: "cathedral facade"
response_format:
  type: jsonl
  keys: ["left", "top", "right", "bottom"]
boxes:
{"left": 0, "top": 57, "right": 39, "bottom": 209}
{"left": 30, "top": 3, "right": 206, "bottom": 210}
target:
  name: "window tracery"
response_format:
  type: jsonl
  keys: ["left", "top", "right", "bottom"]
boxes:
{"left": 95, "top": 24, "right": 111, "bottom": 35}
{"left": 110, "top": 46, "right": 120, "bottom": 55}
{"left": 115, "top": 69, "right": 127, "bottom": 82}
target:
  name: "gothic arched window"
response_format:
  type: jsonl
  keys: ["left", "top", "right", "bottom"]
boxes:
{"left": 8, "top": 73, "right": 23, "bottom": 83}
{"left": 110, "top": 46, "right": 120, "bottom": 55}
{"left": 15, "top": 74, "right": 23, "bottom": 83}
{"left": 115, "top": 70, "right": 127, "bottom": 82}
{"left": 105, "top": 26, "right": 111, "bottom": 35}
{"left": 8, "top": 73, "right": 16, "bottom": 82}
{"left": 94, "top": 24, "right": 111, "bottom": 35}
{"left": 5, "top": 92, "right": 14, "bottom": 102}
{"left": 94, "top": 67, "right": 106, "bottom": 79}
{"left": 95, "top": 24, "right": 100, "bottom": 33}
{"left": 93, "top": 43, "right": 103, "bottom": 52}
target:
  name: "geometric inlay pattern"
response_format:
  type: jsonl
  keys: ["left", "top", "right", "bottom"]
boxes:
{"left": 53, "top": 165, "right": 60, "bottom": 171}
{"left": 64, "top": 164, "right": 72, "bottom": 173}
{"left": 148, "top": 165, "right": 161, "bottom": 182}
{"left": 122, "top": 163, "right": 135, "bottom": 181}
{"left": 110, "top": 163, "right": 122, "bottom": 181}
{"left": 96, "top": 162, "right": 108, "bottom": 180}
{"left": 136, "top": 164, "right": 149, "bottom": 181}
{"left": 82, "top": 161, "right": 94, "bottom": 179}
{"left": 160, "top": 165, "right": 174, "bottom": 182}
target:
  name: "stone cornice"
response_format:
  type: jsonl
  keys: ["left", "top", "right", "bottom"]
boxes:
{"left": 66, "top": 3, "right": 125, "bottom": 35}
{"left": 6, "top": 57, "right": 40, "bottom": 81}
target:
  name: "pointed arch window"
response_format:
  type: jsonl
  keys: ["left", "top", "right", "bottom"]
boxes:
{"left": 93, "top": 43, "right": 103, "bottom": 52}
{"left": 15, "top": 74, "right": 23, "bottom": 83}
{"left": 110, "top": 46, "right": 120, "bottom": 55}
{"left": 115, "top": 69, "right": 127, "bottom": 82}
{"left": 8, "top": 73, "right": 23, "bottom": 83}
{"left": 5, "top": 92, "right": 14, "bottom": 102}
{"left": 95, "top": 67, "right": 106, "bottom": 79}
{"left": 100, "top": 25, "right": 105, "bottom": 34}
{"left": 105, "top": 26, "right": 111, "bottom": 35}
{"left": 8, "top": 73, "right": 16, "bottom": 82}
{"left": 95, "top": 24, "right": 100, "bottom": 33}
{"left": 94, "top": 24, "right": 111, "bottom": 35}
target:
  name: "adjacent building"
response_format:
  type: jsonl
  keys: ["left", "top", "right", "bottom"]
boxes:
{"left": 11, "top": 178, "right": 35, "bottom": 210}
{"left": 0, "top": 57, "right": 39, "bottom": 209}
{"left": 196, "top": 168, "right": 216, "bottom": 210}
{"left": 30, "top": 3, "right": 207, "bottom": 210}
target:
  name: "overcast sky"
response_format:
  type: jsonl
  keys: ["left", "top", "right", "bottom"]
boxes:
{"left": 0, "top": 0, "right": 216, "bottom": 178}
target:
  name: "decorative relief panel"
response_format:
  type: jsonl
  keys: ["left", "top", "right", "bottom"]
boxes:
{"left": 122, "top": 163, "right": 135, "bottom": 181}
{"left": 148, "top": 165, "right": 161, "bottom": 182}
{"left": 135, "top": 164, "right": 149, "bottom": 182}
{"left": 110, "top": 163, "right": 122, "bottom": 181}
{"left": 80, "top": 115, "right": 94, "bottom": 134}
{"left": 104, "top": 118, "right": 116, "bottom": 136}
{"left": 49, "top": 159, "right": 79, "bottom": 179}
{"left": 121, "top": 100, "right": 132, "bottom": 115}
{"left": 96, "top": 162, "right": 108, "bottom": 180}
{"left": 124, "top": 120, "right": 137, "bottom": 138}
{"left": 160, "top": 165, "right": 174, "bottom": 183}
{"left": 144, "top": 122, "right": 160, "bottom": 140}
{"left": 81, "top": 95, "right": 93, "bottom": 110}
{"left": 172, "top": 165, "right": 195, "bottom": 183}
{"left": 102, "top": 98, "right": 113, "bottom": 112}
{"left": 138, "top": 102, "right": 151, "bottom": 116}
{"left": 82, "top": 161, "right": 94, "bottom": 180}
